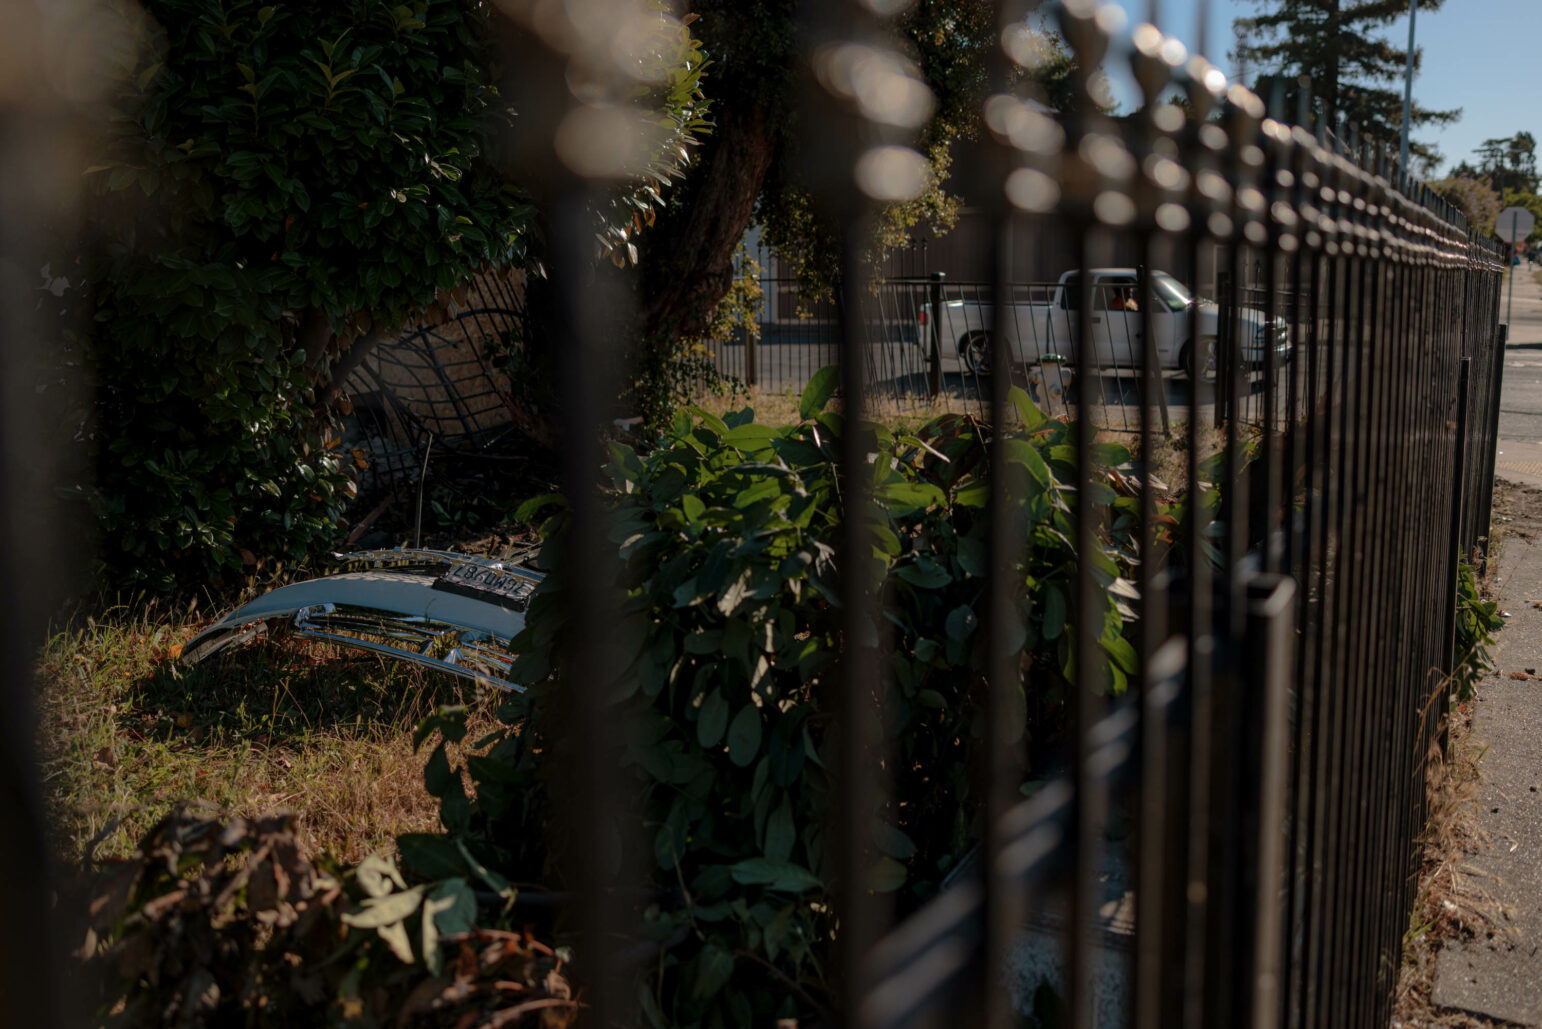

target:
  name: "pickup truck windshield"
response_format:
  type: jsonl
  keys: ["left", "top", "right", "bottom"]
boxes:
{"left": 1151, "top": 272, "right": 1193, "bottom": 311}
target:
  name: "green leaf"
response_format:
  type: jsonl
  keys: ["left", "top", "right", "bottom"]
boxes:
{"left": 728, "top": 858, "right": 822, "bottom": 893}
{"left": 1042, "top": 585, "right": 1067, "bottom": 641}
{"left": 1009, "top": 385, "right": 1048, "bottom": 429}
{"left": 800, "top": 365, "right": 840, "bottom": 419}
{"left": 1103, "top": 633, "right": 1138, "bottom": 676}
{"left": 697, "top": 688, "right": 728, "bottom": 748}
{"left": 917, "top": 688, "right": 948, "bottom": 709}
{"left": 514, "top": 493, "right": 565, "bottom": 522}
{"left": 764, "top": 794, "right": 796, "bottom": 862}
{"left": 1005, "top": 437, "right": 1053, "bottom": 488}
{"left": 878, "top": 481, "right": 945, "bottom": 515}
{"left": 396, "top": 834, "right": 468, "bottom": 880}
{"left": 454, "top": 839, "right": 513, "bottom": 897}
{"left": 726, "top": 705, "right": 762, "bottom": 767}
{"left": 955, "top": 536, "right": 986, "bottom": 577}
{"left": 423, "top": 743, "right": 453, "bottom": 796}
{"left": 945, "top": 604, "right": 978, "bottom": 642}
{"left": 871, "top": 523, "right": 903, "bottom": 556}
{"left": 421, "top": 879, "right": 477, "bottom": 975}
{"left": 722, "top": 422, "right": 779, "bottom": 448}
{"left": 693, "top": 944, "right": 735, "bottom": 1000}
{"left": 895, "top": 558, "right": 952, "bottom": 590}
{"left": 440, "top": 778, "right": 472, "bottom": 832}
{"left": 954, "top": 480, "right": 990, "bottom": 508}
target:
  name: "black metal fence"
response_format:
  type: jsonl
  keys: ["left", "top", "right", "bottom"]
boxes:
{"left": 1, "top": 1, "right": 1508, "bottom": 1028}
{"left": 521, "top": 1, "right": 1507, "bottom": 1027}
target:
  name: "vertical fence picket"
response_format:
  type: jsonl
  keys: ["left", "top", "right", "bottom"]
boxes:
{"left": 9, "top": 5, "right": 1514, "bottom": 1029}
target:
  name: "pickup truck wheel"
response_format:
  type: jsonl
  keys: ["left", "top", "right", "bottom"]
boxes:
{"left": 1180, "top": 337, "right": 1217, "bottom": 382}
{"left": 960, "top": 331, "right": 992, "bottom": 377}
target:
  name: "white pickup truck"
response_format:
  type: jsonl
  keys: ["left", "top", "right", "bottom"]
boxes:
{"left": 916, "top": 268, "right": 1289, "bottom": 381}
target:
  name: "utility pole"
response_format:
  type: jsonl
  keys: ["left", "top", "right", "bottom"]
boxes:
{"left": 1399, "top": 0, "right": 1416, "bottom": 171}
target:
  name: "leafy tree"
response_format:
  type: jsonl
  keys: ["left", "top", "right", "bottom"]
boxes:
{"left": 633, "top": 6, "right": 1091, "bottom": 356}
{"left": 1472, "top": 133, "right": 1539, "bottom": 196}
{"left": 1427, "top": 175, "right": 1499, "bottom": 237}
{"left": 74, "top": 0, "right": 707, "bottom": 588}
{"left": 1234, "top": 0, "right": 1458, "bottom": 172}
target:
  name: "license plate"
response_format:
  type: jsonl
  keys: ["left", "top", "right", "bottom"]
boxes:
{"left": 431, "top": 563, "right": 538, "bottom": 610}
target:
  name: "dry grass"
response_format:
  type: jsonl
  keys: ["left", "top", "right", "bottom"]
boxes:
{"left": 691, "top": 382, "right": 985, "bottom": 431}
{"left": 692, "top": 384, "right": 1225, "bottom": 473}
{"left": 1392, "top": 483, "right": 1520, "bottom": 1028}
{"left": 1390, "top": 699, "right": 1516, "bottom": 1029}
{"left": 35, "top": 597, "right": 504, "bottom": 868}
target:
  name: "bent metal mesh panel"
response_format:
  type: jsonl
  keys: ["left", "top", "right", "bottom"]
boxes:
{"left": 487, "top": 0, "right": 1506, "bottom": 1027}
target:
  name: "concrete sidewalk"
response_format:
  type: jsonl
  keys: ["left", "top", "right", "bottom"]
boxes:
{"left": 1493, "top": 268, "right": 1542, "bottom": 489}
{"left": 1432, "top": 482, "right": 1542, "bottom": 1026}
{"left": 1502, "top": 263, "right": 1542, "bottom": 348}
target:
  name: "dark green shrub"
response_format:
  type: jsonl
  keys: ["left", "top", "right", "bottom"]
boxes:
{"left": 73, "top": 0, "right": 707, "bottom": 589}
{"left": 413, "top": 375, "right": 1138, "bottom": 1025}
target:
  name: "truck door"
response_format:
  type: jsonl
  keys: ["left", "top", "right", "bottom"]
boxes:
{"left": 1090, "top": 274, "right": 1140, "bottom": 374}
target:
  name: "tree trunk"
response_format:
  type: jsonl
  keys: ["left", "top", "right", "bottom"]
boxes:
{"left": 635, "top": 97, "right": 777, "bottom": 344}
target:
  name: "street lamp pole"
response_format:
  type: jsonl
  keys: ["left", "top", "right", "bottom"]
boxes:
{"left": 1399, "top": 0, "right": 1416, "bottom": 171}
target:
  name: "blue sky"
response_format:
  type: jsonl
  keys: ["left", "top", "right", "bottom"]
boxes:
{"left": 1096, "top": 0, "right": 1540, "bottom": 176}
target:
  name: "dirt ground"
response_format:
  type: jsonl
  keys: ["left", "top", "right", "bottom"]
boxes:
{"left": 1391, "top": 478, "right": 1542, "bottom": 1028}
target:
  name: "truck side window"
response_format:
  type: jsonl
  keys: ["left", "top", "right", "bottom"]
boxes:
{"left": 1097, "top": 280, "right": 1139, "bottom": 312}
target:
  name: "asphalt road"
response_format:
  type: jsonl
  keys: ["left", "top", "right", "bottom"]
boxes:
{"left": 1495, "top": 266, "right": 1542, "bottom": 489}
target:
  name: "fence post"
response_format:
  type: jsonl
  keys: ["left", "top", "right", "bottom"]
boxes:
{"left": 1478, "top": 324, "right": 1507, "bottom": 577}
{"left": 1238, "top": 574, "right": 1296, "bottom": 1029}
{"left": 1217, "top": 269, "right": 1233, "bottom": 427}
{"left": 929, "top": 271, "right": 945, "bottom": 399}
{"left": 1441, "top": 355, "right": 1472, "bottom": 757}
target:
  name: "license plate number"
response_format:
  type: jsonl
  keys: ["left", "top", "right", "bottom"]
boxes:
{"left": 431, "top": 564, "right": 537, "bottom": 609}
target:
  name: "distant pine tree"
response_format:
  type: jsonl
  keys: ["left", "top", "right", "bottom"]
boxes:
{"left": 1232, "top": 0, "right": 1458, "bottom": 173}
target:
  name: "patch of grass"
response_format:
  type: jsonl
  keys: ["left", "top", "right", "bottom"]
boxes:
{"left": 35, "top": 599, "right": 502, "bottom": 867}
